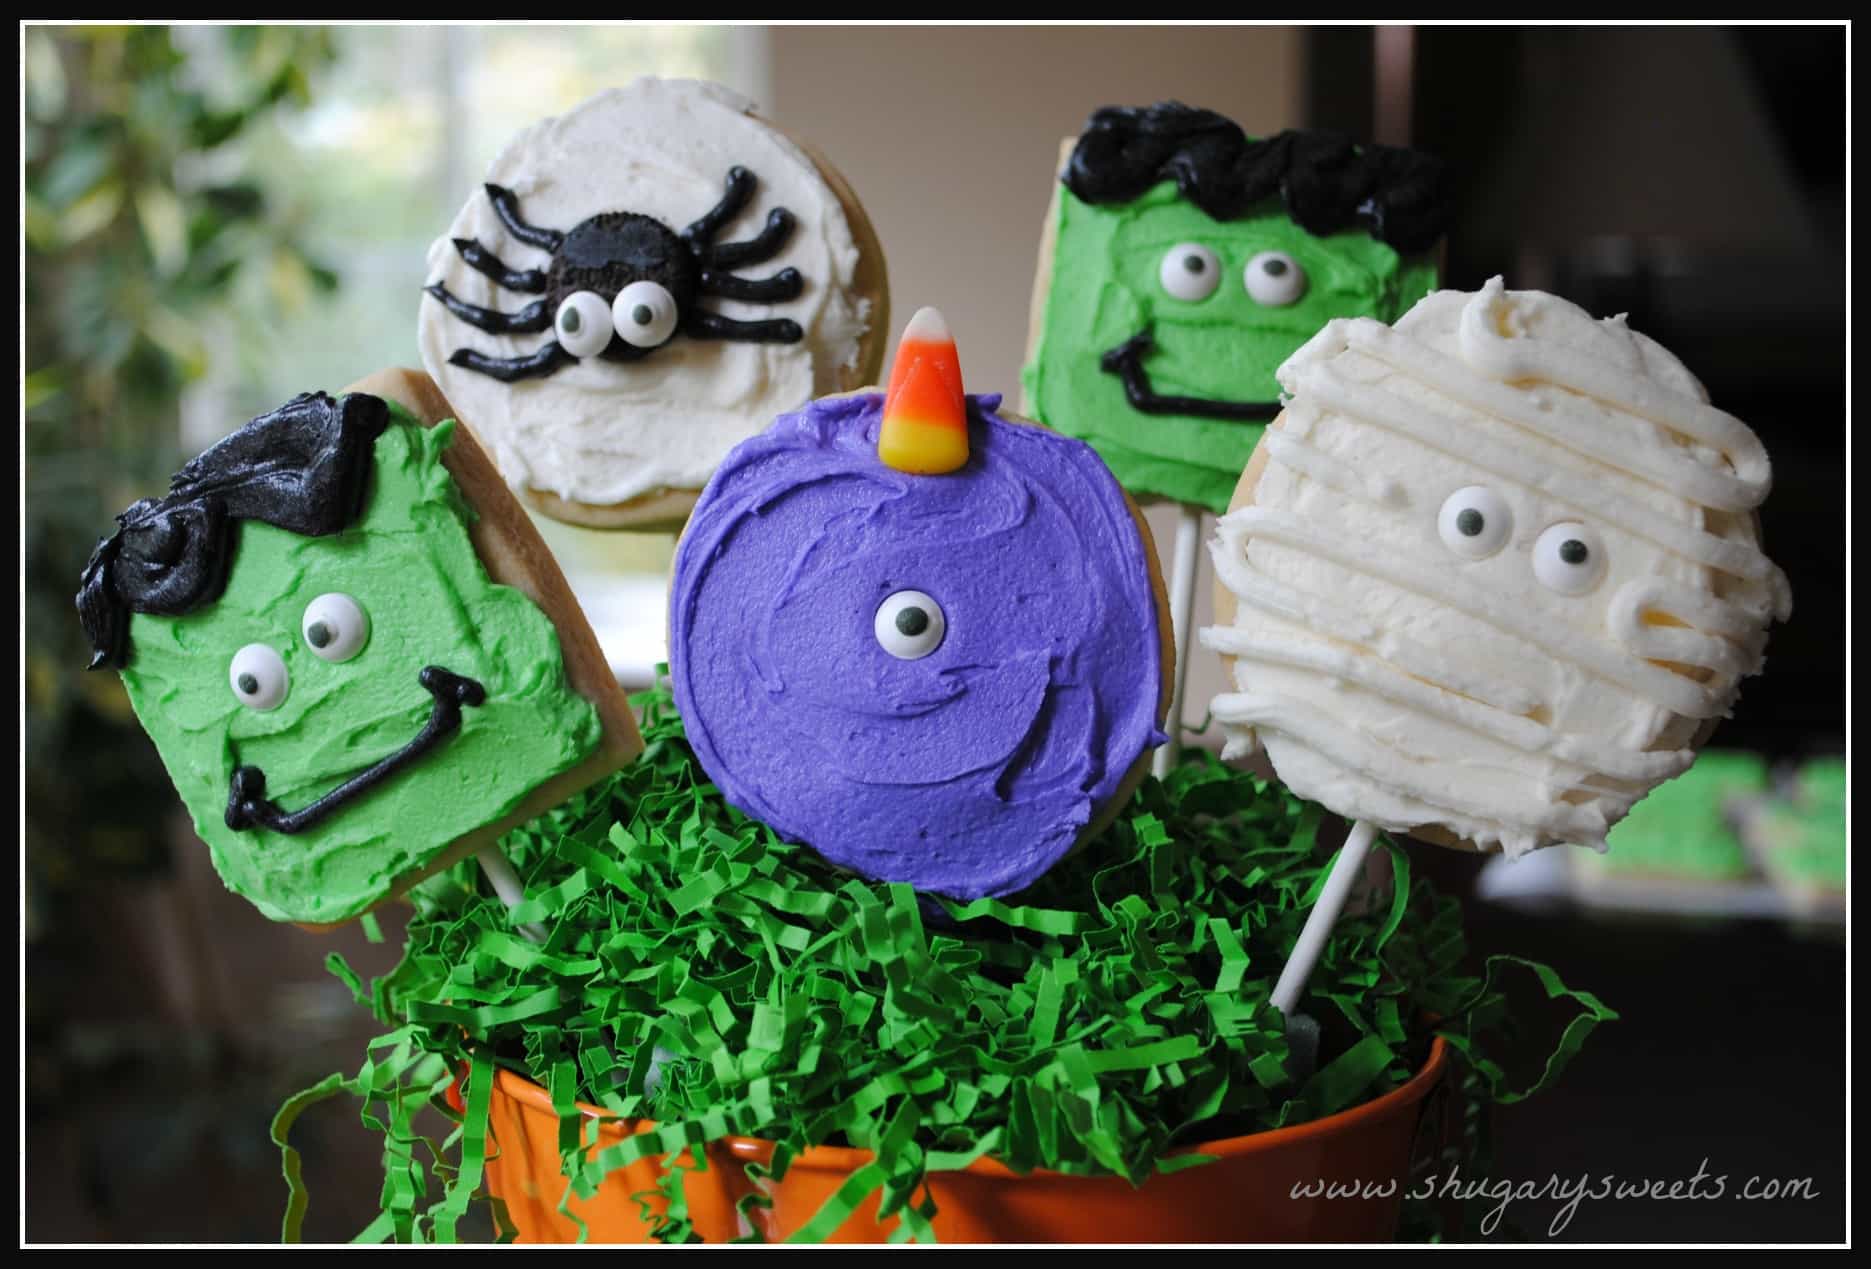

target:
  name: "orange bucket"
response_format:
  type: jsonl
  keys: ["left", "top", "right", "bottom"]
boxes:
{"left": 478, "top": 1037, "right": 1449, "bottom": 1243}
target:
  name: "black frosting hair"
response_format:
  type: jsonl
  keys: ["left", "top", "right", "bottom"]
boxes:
{"left": 1062, "top": 102, "right": 1453, "bottom": 256}
{"left": 77, "top": 391, "right": 390, "bottom": 670}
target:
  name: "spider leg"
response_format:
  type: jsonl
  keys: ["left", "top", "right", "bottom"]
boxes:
{"left": 685, "top": 309, "right": 804, "bottom": 344}
{"left": 425, "top": 283, "right": 553, "bottom": 334}
{"left": 706, "top": 209, "right": 796, "bottom": 270}
{"left": 700, "top": 267, "right": 804, "bottom": 304}
{"left": 447, "top": 342, "right": 578, "bottom": 383}
{"left": 483, "top": 183, "right": 565, "bottom": 252}
{"left": 683, "top": 166, "right": 756, "bottom": 245}
{"left": 452, "top": 238, "right": 548, "bottom": 293}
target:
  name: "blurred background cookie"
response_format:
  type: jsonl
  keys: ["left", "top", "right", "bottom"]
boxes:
{"left": 1738, "top": 755, "right": 1846, "bottom": 916}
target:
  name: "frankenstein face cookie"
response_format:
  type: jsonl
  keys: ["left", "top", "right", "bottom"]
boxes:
{"left": 1200, "top": 280, "right": 1792, "bottom": 857}
{"left": 669, "top": 311, "right": 1170, "bottom": 899}
{"left": 419, "top": 77, "right": 889, "bottom": 529}
{"left": 1023, "top": 103, "right": 1450, "bottom": 513}
{"left": 77, "top": 370, "right": 640, "bottom": 924}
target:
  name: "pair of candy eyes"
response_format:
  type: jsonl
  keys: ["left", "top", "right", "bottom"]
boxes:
{"left": 1159, "top": 246, "right": 1307, "bottom": 307}
{"left": 1437, "top": 487, "right": 1607, "bottom": 594}
{"left": 554, "top": 282, "right": 679, "bottom": 357}
{"left": 226, "top": 593, "right": 369, "bottom": 712}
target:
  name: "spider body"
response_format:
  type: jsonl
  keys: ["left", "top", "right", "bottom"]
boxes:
{"left": 426, "top": 166, "right": 807, "bottom": 383}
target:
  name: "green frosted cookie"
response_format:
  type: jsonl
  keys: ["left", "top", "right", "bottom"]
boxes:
{"left": 1023, "top": 104, "right": 1450, "bottom": 513}
{"left": 78, "top": 390, "right": 607, "bottom": 924}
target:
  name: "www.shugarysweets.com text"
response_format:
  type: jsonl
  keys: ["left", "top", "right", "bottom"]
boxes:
{"left": 1291, "top": 1160, "right": 1822, "bottom": 1237}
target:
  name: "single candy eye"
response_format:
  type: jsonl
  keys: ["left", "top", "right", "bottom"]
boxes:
{"left": 301, "top": 593, "right": 370, "bottom": 662}
{"left": 873, "top": 590, "right": 946, "bottom": 660}
{"left": 1534, "top": 522, "right": 1607, "bottom": 594}
{"left": 1158, "top": 243, "right": 1222, "bottom": 302}
{"left": 1244, "top": 252, "right": 1307, "bottom": 306}
{"left": 1437, "top": 486, "right": 1513, "bottom": 559}
{"left": 229, "top": 644, "right": 289, "bottom": 711}
{"left": 554, "top": 291, "right": 613, "bottom": 358}
{"left": 612, "top": 281, "right": 679, "bottom": 349}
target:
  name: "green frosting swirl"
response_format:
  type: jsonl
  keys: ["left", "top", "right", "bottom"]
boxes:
{"left": 1023, "top": 181, "right": 1437, "bottom": 513}
{"left": 121, "top": 410, "right": 601, "bottom": 924}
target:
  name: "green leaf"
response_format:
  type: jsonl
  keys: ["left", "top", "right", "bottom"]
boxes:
{"left": 35, "top": 141, "right": 114, "bottom": 210}
{"left": 22, "top": 368, "right": 65, "bottom": 414}
{"left": 24, "top": 29, "right": 68, "bottom": 121}
{"left": 58, "top": 181, "right": 126, "bottom": 245}
{"left": 134, "top": 185, "right": 188, "bottom": 276}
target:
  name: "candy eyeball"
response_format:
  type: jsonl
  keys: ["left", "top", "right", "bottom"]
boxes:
{"left": 229, "top": 643, "right": 290, "bottom": 711}
{"left": 1437, "top": 486, "right": 1513, "bottom": 559}
{"left": 1244, "top": 251, "right": 1307, "bottom": 306}
{"left": 554, "top": 291, "right": 613, "bottom": 358}
{"left": 302, "top": 593, "right": 370, "bottom": 662}
{"left": 612, "top": 281, "right": 680, "bottom": 349}
{"left": 1158, "top": 243, "right": 1222, "bottom": 302}
{"left": 874, "top": 590, "right": 946, "bottom": 660}
{"left": 1534, "top": 522, "right": 1608, "bottom": 594}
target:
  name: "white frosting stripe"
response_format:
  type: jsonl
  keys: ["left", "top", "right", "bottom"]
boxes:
{"left": 1330, "top": 319, "right": 1766, "bottom": 513}
{"left": 1201, "top": 624, "right": 1692, "bottom": 784}
{"left": 1292, "top": 361, "right": 1778, "bottom": 584}
{"left": 1208, "top": 521, "right": 1540, "bottom": 715}
{"left": 1261, "top": 429, "right": 1406, "bottom": 509}
{"left": 1607, "top": 578, "right": 1768, "bottom": 679}
{"left": 1209, "top": 692, "right": 1618, "bottom": 842}
{"left": 1461, "top": 279, "right": 1773, "bottom": 504}
{"left": 1220, "top": 504, "right": 1725, "bottom": 718}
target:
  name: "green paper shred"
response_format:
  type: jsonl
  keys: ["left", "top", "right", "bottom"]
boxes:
{"left": 282, "top": 671, "right": 1608, "bottom": 1243}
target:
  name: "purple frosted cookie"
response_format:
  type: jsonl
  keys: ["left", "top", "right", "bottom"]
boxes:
{"left": 668, "top": 389, "right": 1168, "bottom": 898}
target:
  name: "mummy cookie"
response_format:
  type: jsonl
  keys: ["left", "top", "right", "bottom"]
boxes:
{"left": 1201, "top": 280, "right": 1791, "bottom": 856}
{"left": 419, "top": 77, "right": 888, "bottom": 530}
{"left": 77, "top": 369, "right": 641, "bottom": 924}
{"left": 669, "top": 310, "right": 1171, "bottom": 898}
{"left": 1023, "top": 102, "right": 1450, "bottom": 513}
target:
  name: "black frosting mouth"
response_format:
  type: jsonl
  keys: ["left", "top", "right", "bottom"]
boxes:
{"left": 224, "top": 666, "right": 486, "bottom": 835}
{"left": 1099, "top": 328, "right": 1282, "bottom": 423}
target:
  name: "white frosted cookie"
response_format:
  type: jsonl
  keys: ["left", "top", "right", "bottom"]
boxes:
{"left": 1201, "top": 278, "right": 1791, "bottom": 857}
{"left": 418, "top": 77, "right": 887, "bottom": 529}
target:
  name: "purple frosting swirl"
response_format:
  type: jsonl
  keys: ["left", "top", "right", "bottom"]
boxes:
{"left": 669, "top": 393, "right": 1165, "bottom": 898}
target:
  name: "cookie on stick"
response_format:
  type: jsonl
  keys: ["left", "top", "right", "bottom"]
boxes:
{"left": 78, "top": 369, "right": 640, "bottom": 929}
{"left": 1201, "top": 279, "right": 1791, "bottom": 1011}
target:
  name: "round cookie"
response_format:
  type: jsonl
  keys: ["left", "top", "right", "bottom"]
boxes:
{"left": 1021, "top": 103, "right": 1450, "bottom": 516}
{"left": 418, "top": 77, "right": 888, "bottom": 530}
{"left": 666, "top": 326, "right": 1171, "bottom": 899}
{"left": 1201, "top": 279, "right": 1791, "bottom": 857}
{"left": 76, "top": 368, "right": 642, "bottom": 925}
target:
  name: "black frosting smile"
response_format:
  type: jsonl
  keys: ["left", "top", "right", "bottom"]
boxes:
{"left": 224, "top": 666, "right": 486, "bottom": 835}
{"left": 1099, "top": 329, "right": 1281, "bottom": 423}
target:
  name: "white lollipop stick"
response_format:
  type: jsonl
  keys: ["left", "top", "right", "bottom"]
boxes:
{"left": 1153, "top": 503, "right": 1206, "bottom": 781}
{"left": 476, "top": 847, "right": 548, "bottom": 944}
{"left": 1270, "top": 819, "right": 1380, "bottom": 1016}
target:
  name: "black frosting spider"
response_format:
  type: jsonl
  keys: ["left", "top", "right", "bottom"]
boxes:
{"left": 425, "top": 165, "right": 806, "bottom": 383}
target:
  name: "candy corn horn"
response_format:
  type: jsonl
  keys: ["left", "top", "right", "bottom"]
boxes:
{"left": 878, "top": 307, "right": 969, "bottom": 475}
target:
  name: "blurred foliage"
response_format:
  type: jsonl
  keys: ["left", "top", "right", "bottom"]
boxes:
{"left": 23, "top": 26, "right": 341, "bottom": 918}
